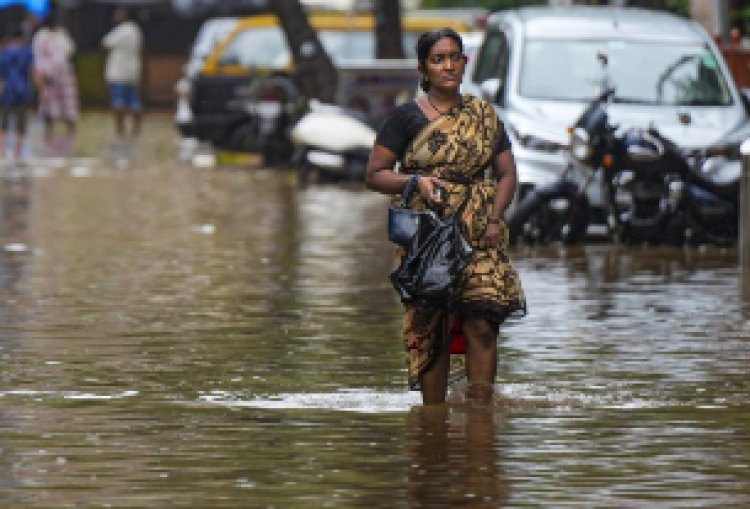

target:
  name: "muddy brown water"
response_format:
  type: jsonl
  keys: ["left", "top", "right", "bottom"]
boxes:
{"left": 0, "top": 112, "right": 749, "bottom": 507}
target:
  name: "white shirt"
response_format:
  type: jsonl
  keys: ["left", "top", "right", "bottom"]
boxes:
{"left": 102, "top": 20, "right": 143, "bottom": 84}
{"left": 32, "top": 27, "right": 75, "bottom": 77}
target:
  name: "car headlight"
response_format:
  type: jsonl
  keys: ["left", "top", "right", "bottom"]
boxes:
{"left": 506, "top": 123, "right": 564, "bottom": 153}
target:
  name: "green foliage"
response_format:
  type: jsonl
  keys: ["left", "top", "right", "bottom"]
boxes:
{"left": 419, "top": 0, "right": 689, "bottom": 15}
{"left": 626, "top": 0, "right": 690, "bottom": 16}
{"left": 420, "top": 0, "right": 545, "bottom": 10}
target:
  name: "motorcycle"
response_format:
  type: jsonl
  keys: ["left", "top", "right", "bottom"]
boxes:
{"left": 567, "top": 87, "right": 740, "bottom": 245}
{"left": 509, "top": 85, "right": 741, "bottom": 246}
{"left": 225, "top": 75, "right": 306, "bottom": 165}
{"left": 289, "top": 99, "right": 376, "bottom": 184}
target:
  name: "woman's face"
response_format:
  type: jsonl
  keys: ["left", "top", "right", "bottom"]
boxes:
{"left": 422, "top": 36, "right": 466, "bottom": 93}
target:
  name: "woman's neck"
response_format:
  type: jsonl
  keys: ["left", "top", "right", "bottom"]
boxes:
{"left": 428, "top": 88, "right": 460, "bottom": 103}
{"left": 426, "top": 88, "right": 461, "bottom": 114}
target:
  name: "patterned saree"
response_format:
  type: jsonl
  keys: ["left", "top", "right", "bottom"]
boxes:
{"left": 398, "top": 95, "right": 527, "bottom": 390}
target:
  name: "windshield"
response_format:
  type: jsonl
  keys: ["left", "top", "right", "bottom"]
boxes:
{"left": 519, "top": 39, "right": 733, "bottom": 106}
{"left": 219, "top": 27, "right": 419, "bottom": 68}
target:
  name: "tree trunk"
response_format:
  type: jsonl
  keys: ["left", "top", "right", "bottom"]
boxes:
{"left": 375, "top": 0, "right": 405, "bottom": 59}
{"left": 269, "top": 1, "right": 338, "bottom": 103}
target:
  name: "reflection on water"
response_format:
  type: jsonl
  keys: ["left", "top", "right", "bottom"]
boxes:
{"left": 406, "top": 403, "right": 508, "bottom": 508}
{"left": 1, "top": 125, "right": 749, "bottom": 507}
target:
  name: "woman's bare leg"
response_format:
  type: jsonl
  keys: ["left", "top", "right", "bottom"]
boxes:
{"left": 463, "top": 316, "right": 498, "bottom": 401}
{"left": 420, "top": 322, "right": 450, "bottom": 405}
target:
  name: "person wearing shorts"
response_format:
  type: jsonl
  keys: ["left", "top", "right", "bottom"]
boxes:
{"left": 0, "top": 25, "right": 34, "bottom": 160}
{"left": 102, "top": 6, "right": 143, "bottom": 137}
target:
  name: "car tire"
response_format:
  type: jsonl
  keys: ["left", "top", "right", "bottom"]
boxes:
{"left": 509, "top": 189, "right": 589, "bottom": 245}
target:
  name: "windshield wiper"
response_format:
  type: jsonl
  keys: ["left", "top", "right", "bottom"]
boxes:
{"left": 676, "top": 99, "right": 725, "bottom": 106}
{"left": 609, "top": 96, "right": 651, "bottom": 104}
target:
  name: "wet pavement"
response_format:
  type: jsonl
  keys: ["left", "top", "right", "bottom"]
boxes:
{"left": 0, "top": 111, "right": 749, "bottom": 507}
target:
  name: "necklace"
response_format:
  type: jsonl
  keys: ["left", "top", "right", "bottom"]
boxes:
{"left": 426, "top": 93, "right": 459, "bottom": 115}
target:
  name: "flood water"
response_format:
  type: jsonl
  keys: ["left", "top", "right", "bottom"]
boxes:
{"left": 1, "top": 112, "right": 750, "bottom": 508}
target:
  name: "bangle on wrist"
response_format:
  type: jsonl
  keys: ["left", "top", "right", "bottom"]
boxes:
{"left": 405, "top": 173, "right": 420, "bottom": 194}
{"left": 488, "top": 217, "right": 501, "bottom": 224}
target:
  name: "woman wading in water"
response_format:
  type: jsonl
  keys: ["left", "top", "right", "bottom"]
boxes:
{"left": 365, "top": 28, "right": 526, "bottom": 405}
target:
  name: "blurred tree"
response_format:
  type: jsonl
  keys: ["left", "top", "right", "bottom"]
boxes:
{"left": 270, "top": 0, "right": 337, "bottom": 103}
{"left": 375, "top": 0, "right": 405, "bottom": 58}
{"left": 420, "top": 0, "right": 544, "bottom": 9}
{"left": 419, "top": 0, "right": 688, "bottom": 15}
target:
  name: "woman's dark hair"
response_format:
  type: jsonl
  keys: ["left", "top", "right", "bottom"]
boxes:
{"left": 416, "top": 28, "right": 464, "bottom": 92}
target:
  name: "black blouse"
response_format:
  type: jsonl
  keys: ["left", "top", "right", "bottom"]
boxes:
{"left": 374, "top": 100, "right": 511, "bottom": 161}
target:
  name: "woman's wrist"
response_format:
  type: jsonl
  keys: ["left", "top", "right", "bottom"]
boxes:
{"left": 487, "top": 217, "right": 501, "bottom": 225}
{"left": 402, "top": 173, "right": 420, "bottom": 197}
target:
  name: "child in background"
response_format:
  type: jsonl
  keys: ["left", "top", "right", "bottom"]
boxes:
{"left": 0, "top": 25, "right": 34, "bottom": 161}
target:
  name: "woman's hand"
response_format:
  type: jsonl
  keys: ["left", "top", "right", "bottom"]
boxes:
{"left": 479, "top": 221, "right": 502, "bottom": 249}
{"left": 417, "top": 175, "right": 447, "bottom": 207}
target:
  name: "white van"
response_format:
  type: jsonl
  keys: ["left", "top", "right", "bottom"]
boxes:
{"left": 463, "top": 6, "right": 750, "bottom": 212}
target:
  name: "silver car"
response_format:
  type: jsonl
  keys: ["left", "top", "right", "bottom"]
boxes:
{"left": 463, "top": 6, "right": 750, "bottom": 213}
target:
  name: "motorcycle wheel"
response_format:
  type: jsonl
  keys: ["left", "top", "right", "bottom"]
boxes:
{"left": 685, "top": 212, "right": 738, "bottom": 247}
{"left": 509, "top": 192, "right": 590, "bottom": 245}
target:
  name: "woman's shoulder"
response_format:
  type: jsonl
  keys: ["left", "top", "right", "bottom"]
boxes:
{"left": 377, "top": 100, "right": 424, "bottom": 135}
{"left": 462, "top": 93, "right": 496, "bottom": 113}
{"left": 385, "top": 100, "right": 422, "bottom": 122}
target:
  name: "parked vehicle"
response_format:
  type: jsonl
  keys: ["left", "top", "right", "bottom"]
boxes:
{"left": 182, "top": 12, "right": 471, "bottom": 159}
{"left": 463, "top": 6, "right": 750, "bottom": 231}
{"left": 174, "top": 17, "right": 238, "bottom": 137}
{"left": 510, "top": 83, "right": 741, "bottom": 246}
{"left": 290, "top": 58, "right": 424, "bottom": 183}
{"left": 570, "top": 86, "right": 739, "bottom": 245}
{"left": 290, "top": 99, "right": 375, "bottom": 184}
{"left": 226, "top": 74, "right": 306, "bottom": 165}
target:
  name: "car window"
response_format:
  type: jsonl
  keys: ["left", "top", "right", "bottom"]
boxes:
{"left": 188, "top": 19, "right": 238, "bottom": 76}
{"left": 519, "top": 39, "right": 733, "bottom": 106}
{"left": 473, "top": 31, "right": 506, "bottom": 84}
{"left": 219, "top": 27, "right": 421, "bottom": 68}
{"left": 219, "top": 27, "right": 289, "bottom": 67}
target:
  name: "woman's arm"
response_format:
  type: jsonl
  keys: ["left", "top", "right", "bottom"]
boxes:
{"left": 365, "top": 144, "right": 445, "bottom": 205}
{"left": 364, "top": 144, "right": 410, "bottom": 195}
{"left": 490, "top": 149, "right": 518, "bottom": 221}
{"left": 480, "top": 148, "right": 518, "bottom": 248}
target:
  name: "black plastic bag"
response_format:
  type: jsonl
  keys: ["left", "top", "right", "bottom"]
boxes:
{"left": 390, "top": 193, "right": 474, "bottom": 308}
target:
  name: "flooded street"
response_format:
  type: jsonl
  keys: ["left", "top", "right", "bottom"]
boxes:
{"left": 1, "top": 111, "right": 750, "bottom": 508}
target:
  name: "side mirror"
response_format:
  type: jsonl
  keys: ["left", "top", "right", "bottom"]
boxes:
{"left": 480, "top": 78, "right": 502, "bottom": 105}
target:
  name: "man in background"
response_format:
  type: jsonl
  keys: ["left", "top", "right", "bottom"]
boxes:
{"left": 102, "top": 6, "right": 143, "bottom": 138}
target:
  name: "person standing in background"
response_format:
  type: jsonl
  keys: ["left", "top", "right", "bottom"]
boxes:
{"left": 31, "top": 8, "right": 79, "bottom": 155}
{"left": 0, "top": 24, "right": 34, "bottom": 161}
{"left": 102, "top": 6, "right": 143, "bottom": 138}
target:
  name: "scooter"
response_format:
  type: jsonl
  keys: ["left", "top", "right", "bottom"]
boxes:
{"left": 289, "top": 99, "right": 376, "bottom": 184}
{"left": 225, "top": 75, "right": 305, "bottom": 165}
